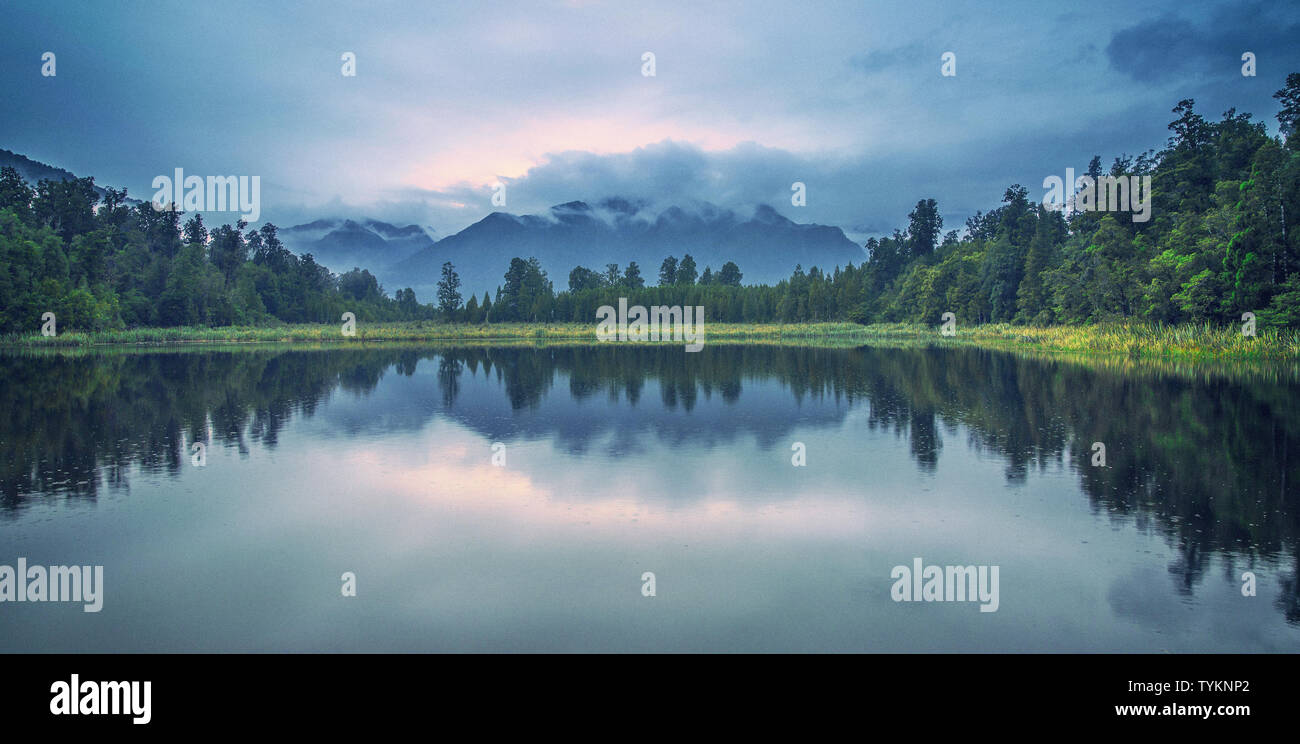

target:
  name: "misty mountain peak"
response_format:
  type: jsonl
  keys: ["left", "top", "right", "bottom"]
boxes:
{"left": 552, "top": 200, "right": 592, "bottom": 212}
{"left": 750, "top": 203, "right": 794, "bottom": 226}
{"left": 389, "top": 198, "right": 864, "bottom": 296}
{"left": 280, "top": 198, "right": 863, "bottom": 298}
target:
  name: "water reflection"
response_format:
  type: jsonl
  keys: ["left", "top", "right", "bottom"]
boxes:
{"left": 1, "top": 344, "right": 1297, "bottom": 645}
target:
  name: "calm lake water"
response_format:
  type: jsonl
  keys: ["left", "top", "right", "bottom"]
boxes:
{"left": 1, "top": 344, "right": 1297, "bottom": 652}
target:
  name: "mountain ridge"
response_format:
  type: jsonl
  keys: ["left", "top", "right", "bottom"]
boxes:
{"left": 0, "top": 148, "right": 142, "bottom": 204}
{"left": 2, "top": 149, "right": 865, "bottom": 300}
{"left": 381, "top": 199, "right": 866, "bottom": 297}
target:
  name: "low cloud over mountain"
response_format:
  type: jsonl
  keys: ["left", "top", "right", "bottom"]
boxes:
{"left": 283, "top": 199, "right": 865, "bottom": 300}
{"left": 279, "top": 218, "right": 436, "bottom": 276}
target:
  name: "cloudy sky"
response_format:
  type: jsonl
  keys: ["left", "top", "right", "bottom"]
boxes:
{"left": 2, "top": 0, "right": 1298, "bottom": 241}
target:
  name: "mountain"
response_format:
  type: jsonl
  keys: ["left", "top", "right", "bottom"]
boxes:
{"left": 279, "top": 218, "right": 436, "bottom": 275}
{"left": 1, "top": 148, "right": 866, "bottom": 300}
{"left": 389, "top": 199, "right": 866, "bottom": 298}
{"left": 0, "top": 148, "right": 141, "bottom": 204}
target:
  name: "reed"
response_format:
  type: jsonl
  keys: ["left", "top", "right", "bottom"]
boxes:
{"left": 3, "top": 320, "right": 1297, "bottom": 360}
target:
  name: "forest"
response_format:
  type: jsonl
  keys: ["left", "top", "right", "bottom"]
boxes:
{"left": 2, "top": 75, "right": 1298, "bottom": 334}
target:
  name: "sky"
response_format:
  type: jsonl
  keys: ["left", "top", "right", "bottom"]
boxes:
{"left": 2, "top": 0, "right": 1298, "bottom": 242}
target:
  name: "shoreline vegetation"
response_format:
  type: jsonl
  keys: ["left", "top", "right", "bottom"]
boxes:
{"left": 7, "top": 80, "right": 1300, "bottom": 368}
{"left": 4, "top": 84, "right": 1300, "bottom": 356}
{"left": 4, "top": 321, "right": 1298, "bottom": 361}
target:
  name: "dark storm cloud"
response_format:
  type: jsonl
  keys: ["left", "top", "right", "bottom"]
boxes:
{"left": 1, "top": 0, "right": 1298, "bottom": 242}
{"left": 1107, "top": 3, "right": 1300, "bottom": 84}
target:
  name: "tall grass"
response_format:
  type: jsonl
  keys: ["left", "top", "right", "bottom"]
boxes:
{"left": 962, "top": 321, "right": 1300, "bottom": 360}
{"left": 3, "top": 320, "right": 1297, "bottom": 360}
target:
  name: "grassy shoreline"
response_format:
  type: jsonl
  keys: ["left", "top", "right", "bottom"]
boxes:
{"left": 3, "top": 321, "right": 1298, "bottom": 360}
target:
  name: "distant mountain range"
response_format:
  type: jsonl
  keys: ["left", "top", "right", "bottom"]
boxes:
{"left": 279, "top": 218, "right": 438, "bottom": 277}
{"left": 282, "top": 199, "right": 866, "bottom": 299}
{"left": 4, "top": 149, "right": 866, "bottom": 300}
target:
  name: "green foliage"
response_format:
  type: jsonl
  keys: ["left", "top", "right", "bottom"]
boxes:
{"left": 676, "top": 254, "right": 698, "bottom": 285}
{"left": 846, "top": 88, "right": 1300, "bottom": 330}
{"left": 658, "top": 255, "right": 677, "bottom": 286}
{"left": 436, "top": 261, "right": 462, "bottom": 317}
{"left": 3, "top": 81, "right": 1298, "bottom": 336}
{"left": 0, "top": 172, "right": 437, "bottom": 334}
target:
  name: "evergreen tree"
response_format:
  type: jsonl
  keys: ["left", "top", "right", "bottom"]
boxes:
{"left": 658, "top": 255, "right": 678, "bottom": 286}
{"left": 906, "top": 199, "right": 942, "bottom": 258}
{"left": 436, "top": 261, "right": 462, "bottom": 317}
{"left": 623, "top": 261, "right": 645, "bottom": 288}
{"left": 677, "top": 254, "right": 698, "bottom": 285}
{"left": 718, "top": 261, "right": 743, "bottom": 287}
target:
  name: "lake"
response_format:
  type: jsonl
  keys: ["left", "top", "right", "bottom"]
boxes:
{"left": 1, "top": 344, "right": 1297, "bottom": 651}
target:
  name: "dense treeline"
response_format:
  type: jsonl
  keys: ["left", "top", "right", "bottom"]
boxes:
{"left": 869, "top": 84, "right": 1300, "bottom": 328}
{"left": 4, "top": 78, "right": 1298, "bottom": 333}
{"left": 447, "top": 77, "right": 1300, "bottom": 328}
{"left": 0, "top": 172, "right": 434, "bottom": 333}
